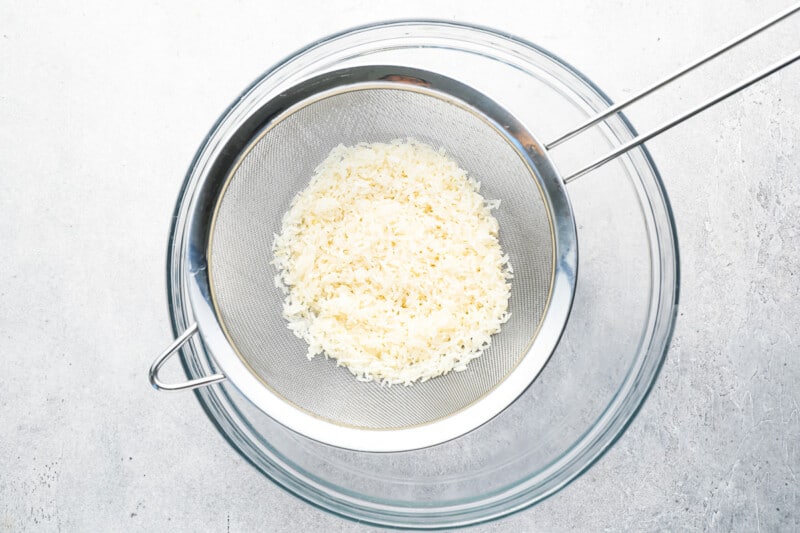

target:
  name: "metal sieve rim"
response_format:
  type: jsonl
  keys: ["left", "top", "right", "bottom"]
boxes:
{"left": 183, "top": 66, "right": 578, "bottom": 451}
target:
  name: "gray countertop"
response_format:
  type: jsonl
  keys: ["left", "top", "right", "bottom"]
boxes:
{"left": 1, "top": 1, "right": 798, "bottom": 531}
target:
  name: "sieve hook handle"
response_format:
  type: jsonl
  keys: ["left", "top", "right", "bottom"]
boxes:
{"left": 149, "top": 323, "right": 226, "bottom": 391}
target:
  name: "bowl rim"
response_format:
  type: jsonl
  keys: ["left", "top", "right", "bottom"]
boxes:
{"left": 166, "top": 18, "right": 680, "bottom": 529}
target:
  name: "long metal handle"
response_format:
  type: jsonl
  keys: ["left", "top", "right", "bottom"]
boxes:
{"left": 549, "top": 2, "right": 800, "bottom": 183}
{"left": 547, "top": 2, "right": 800, "bottom": 149}
{"left": 149, "top": 323, "right": 226, "bottom": 391}
{"left": 563, "top": 49, "right": 800, "bottom": 183}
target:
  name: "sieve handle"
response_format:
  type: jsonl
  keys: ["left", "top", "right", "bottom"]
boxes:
{"left": 549, "top": 2, "right": 800, "bottom": 183}
{"left": 149, "top": 323, "right": 226, "bottom": 392}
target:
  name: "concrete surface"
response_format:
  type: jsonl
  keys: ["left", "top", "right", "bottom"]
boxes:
{"left": 1, "top": 0, "right": 798, "bottom": 531}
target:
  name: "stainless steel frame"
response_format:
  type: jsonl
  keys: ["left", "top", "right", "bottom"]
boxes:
{"left": 150, "top": 66, "right": 578, "bottom": 451}
{"left": 150, "top": 2, "right": 800, "bottom": 451}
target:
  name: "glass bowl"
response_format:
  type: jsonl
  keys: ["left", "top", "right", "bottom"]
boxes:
{"left": 166, "top": 21, "right": 679, "bottom": 529}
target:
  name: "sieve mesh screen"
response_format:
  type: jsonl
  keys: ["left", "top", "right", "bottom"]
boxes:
{"left": 209, "top": 88, "right": 554, "bottom": 429}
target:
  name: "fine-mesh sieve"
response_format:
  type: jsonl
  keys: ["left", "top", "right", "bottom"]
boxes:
{"left": 150, "top": 7, "right": 800, "bottom": 452}
{"left": 152, "top": 66, "right": 577, "bottom": 451}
